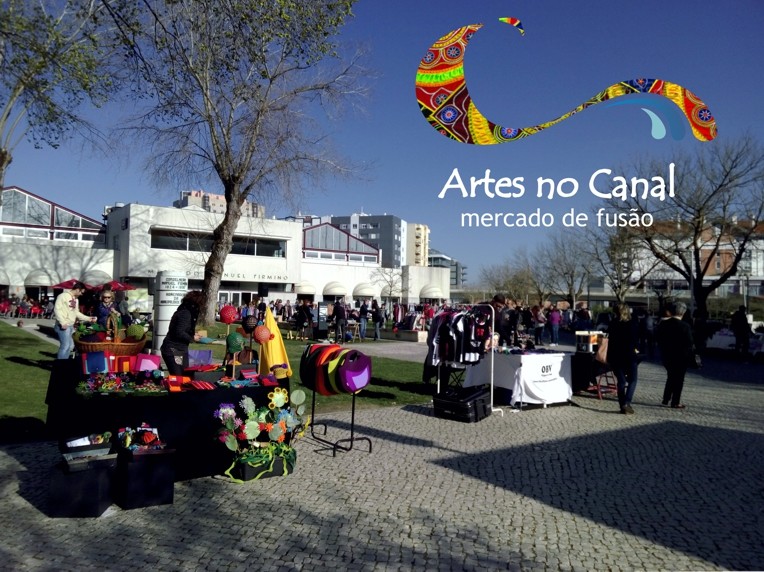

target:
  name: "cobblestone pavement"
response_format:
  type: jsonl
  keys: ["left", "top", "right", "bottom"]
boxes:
{"left": 1, "top": 325, "right": 762, "bottom": 571}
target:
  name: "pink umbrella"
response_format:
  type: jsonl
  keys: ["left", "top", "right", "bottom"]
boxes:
{"left": 96, "top": 280, "right": 137, "bottom": 292}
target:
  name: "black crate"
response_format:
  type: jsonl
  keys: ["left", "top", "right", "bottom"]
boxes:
{"left": 433, "top": 386, "right": 492, "bottom": 423}
{"left": 185, "top": 369, "right": 224, "bottom": 383}
{"left": 113, "top": 449, "right": 175, "bottom": 509}
{"left": 48, "top": 457, "right": 116, "bottom": 517}
{"left": 493, "top": 386, "right": 513, "bottom": 406}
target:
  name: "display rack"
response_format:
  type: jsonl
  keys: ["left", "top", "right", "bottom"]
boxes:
{"left": 309, "top": 386, "right": 372, "bottom": 457}
{"left": 434, "top": 303, "right": 503, "bottom": 417}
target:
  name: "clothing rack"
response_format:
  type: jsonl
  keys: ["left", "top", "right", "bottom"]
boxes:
{"left": 434, "top": 303, "right": 503, "bottom": 417}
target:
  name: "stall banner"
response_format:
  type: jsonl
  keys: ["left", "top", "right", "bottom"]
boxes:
{"left": 511, "top": 353, "right": 572, "bottom": 406}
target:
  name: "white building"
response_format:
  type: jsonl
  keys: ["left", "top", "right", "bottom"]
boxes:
{"left": 0, "top": 186, "right": 450, "bottom": 310}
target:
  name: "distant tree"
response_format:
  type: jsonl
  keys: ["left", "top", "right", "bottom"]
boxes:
{"left": 478, "top": 262, "right": 514, "bottom": 297}
{"left": 609, "top": 135, "right": 764, "bottom": 316}
{"left": 0, "top": 0, "right": 116, "bottom": 197}
{"left": 537, "top": 229, "right": 589, "bottom": 307}
{"left": 479, "top": 254, "right": 547, "bottom": 306}
{"left": 371, "top": 267, "right": 404, "bottom": 304}
{"left": 584, "top": 226, "right": 659, "bottom": 304}
{"left": 105, "top": 0, "right": 365, "bottom": 324}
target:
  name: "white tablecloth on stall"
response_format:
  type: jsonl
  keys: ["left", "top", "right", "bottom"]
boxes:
{"left": 463, "top": 352, "right": 572, "bottom": 406}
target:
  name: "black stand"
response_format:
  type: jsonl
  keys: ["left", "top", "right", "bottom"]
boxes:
{"left": 309, "top": 387, "right": 372, "bottom": 457}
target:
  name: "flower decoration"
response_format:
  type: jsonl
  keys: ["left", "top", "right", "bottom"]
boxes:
{"left": 214, "top": 389, "right": 308, "bottom": 482}
{"left": 268, "top": 386, "right": 289, "bottom": 409}
{"left": 76, "top": 370, "right": 167, "bottom": 396}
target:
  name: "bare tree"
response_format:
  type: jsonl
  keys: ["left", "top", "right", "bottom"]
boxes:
{"left": 105, "top": 0, "right": 366, "bottom": 323}
{"left": 584, "top": 226, "right": 660, "bottom": 304}
{"left": 609, "top": 135, "right": 764, "bottom": 316}
{"left": 370, "top": 267, "right": 403, "bottom": 304}
{"left": 0, "top": 0, "right": 116, "bottom": 196}
{"left": 537, "top": 229, "right": 589, "bottom": 307}
{"left": 478, "top": 254, "right": 547, "bottom": 306}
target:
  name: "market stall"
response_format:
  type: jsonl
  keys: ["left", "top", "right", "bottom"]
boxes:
{"left": 45, "top": 359, "right": 289, "bottom": 480}
{"left": 463, "top": 351, "right": 572, "bottom": 407}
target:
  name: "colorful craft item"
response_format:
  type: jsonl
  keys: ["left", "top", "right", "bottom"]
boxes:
{"left": 226, "top": 332, "right": 245, "bottom": 353}
{"left": 163, "top": 375, "right": 188, "bottom": 392}
{"left": 337, "top": 350, "right": 372, "bottom": 393}
{"left": 242, "top": 315, "right": 258, "bottom": 333}
{"left": 258, "top": 307, "right": 293, "bottom": 379}
{"left": 239, "top": 368, "right": 259, "bottom": 381}
{"left": 415, "top": 17, "right": 717, "bottom": 144}
{"left": 298, "top": 343, "right": 372, "bottom": 396}
{"left": 135, "top": 353, "right": 161, "bottom": 372}
{"left": 125, "top": 324, "right": 146, "bottom": 341}
{"left": 326, "top": 348, "right": 352, "bottom": 394}
{"left": 219, "top": 304, "right": 238, "bottom": 324}
{"left": 254, "top": 324, "right": 272, "bottom": 344}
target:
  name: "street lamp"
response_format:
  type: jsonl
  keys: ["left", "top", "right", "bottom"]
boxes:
{"left": 740, "top": 252, "right": 751, "bottom": 309}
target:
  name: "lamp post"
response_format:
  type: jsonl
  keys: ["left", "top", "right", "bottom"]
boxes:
{"left": 740, "top": 252, "right": 751, "bottom": 309}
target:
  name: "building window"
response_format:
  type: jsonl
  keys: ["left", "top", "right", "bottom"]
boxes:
{"left": 150, "top": 229, "right": 285, "bottom": 258}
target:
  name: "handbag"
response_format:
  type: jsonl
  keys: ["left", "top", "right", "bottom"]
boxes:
{"left": 594, "top": 337, "right": 609, "bottom": 364}
{"left": 688, "top": 352, "right": 702, "bottom": 369}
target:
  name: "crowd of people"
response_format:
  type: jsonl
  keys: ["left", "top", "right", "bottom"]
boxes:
{"left": 220, "top": 297, "right": 390, "bottom": 344}
{"left": 485, "top": 294, "right": 755, "bottom": 415}
{"left": 0, "top": 294, "right": 54, "bottom": 320}
{"left": 488, "top": 295, "right": 591, "bottom": 349}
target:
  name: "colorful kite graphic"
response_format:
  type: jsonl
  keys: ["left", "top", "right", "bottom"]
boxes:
{"left": 415, "top": 18, "right": 717, "bottom": 144}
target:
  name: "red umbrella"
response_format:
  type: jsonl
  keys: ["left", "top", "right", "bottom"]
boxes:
{"left": 96, "top": 280, "right": 136, "bottom": 292}
{"left": 52, "top": 279, "right": 95, "bottom": 290}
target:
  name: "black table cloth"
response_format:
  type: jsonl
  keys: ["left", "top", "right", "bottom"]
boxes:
{"left": 46, "top": 359, "right": 289, "bottom": 480}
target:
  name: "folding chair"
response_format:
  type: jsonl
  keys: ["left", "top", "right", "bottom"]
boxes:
{"left": 591, "top": 366, "right": 618, "bottom": 400}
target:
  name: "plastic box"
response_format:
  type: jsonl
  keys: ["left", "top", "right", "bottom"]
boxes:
{"left": 433, "top": 386, "right": 492, "bottom": 423}
{"left": 48, "top": 456, "right": 117, "bottom": 517}
{"left": 113, "top": 449, "right": 175, "bottom": 509}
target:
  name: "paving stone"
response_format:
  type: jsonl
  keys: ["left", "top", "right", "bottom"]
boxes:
{"left": 1, "top": 339, "right": 763, "bottom": 571}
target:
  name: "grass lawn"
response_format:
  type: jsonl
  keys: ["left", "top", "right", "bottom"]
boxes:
{"left": 0, "top": 320, "right": 433, "bottom": 443}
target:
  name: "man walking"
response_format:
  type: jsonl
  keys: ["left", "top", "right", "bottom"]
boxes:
{"left": 656, "top": 301, "right": 694, "bottom": 409}
{"left": 53, "top": 281, "right": 96, "bottom": 359}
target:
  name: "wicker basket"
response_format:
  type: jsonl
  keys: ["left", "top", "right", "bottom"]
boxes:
{"left": 74, "top": 337, "right": 147, "bottom": 356}
{"left": 74, "top": 315, "right": 147, "bottom": 356}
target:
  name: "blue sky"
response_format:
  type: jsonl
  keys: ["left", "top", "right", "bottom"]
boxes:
{"left": 7, "top": 0, "right": 764, "bottom": 280}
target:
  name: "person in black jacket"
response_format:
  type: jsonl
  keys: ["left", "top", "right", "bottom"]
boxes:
{"left": 160, "top": 290, "right": 204, "bottom": 375}
{"left": 656, "top": 301, "right": 694, "bottom": 409}
{"left": 607, "top": 303, "right": 640, "bottom": 414}
{"left": 331, "top": 298, "right": 347, "bottom": 343}
{"left": 295, "top": 299, "right": 314, "bottom": 341}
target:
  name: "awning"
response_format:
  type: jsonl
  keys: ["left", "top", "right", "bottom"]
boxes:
{"left": 0, "top": 269, "right": 10, "bottom": 285}
{"left": 352, "top": 282, "right": 375, "bottom": 298}
{"left": 25, "top": 268, "right": 61, "bottom": 287}
{"left": 323, "top": 281, "right": 347, "bottom": 296}
{"left": 294, "top": 280, "right": 316, "bottom": 295}
{"left": 80, "top": 269, "right": 112, "bottom": 286}
{"left": 420, "top": 284, "right": 444, "bottom": 299}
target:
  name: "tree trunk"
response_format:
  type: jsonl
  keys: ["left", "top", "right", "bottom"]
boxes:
{"left": 200, "top": 185, "right": 244, "bottom": 325}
